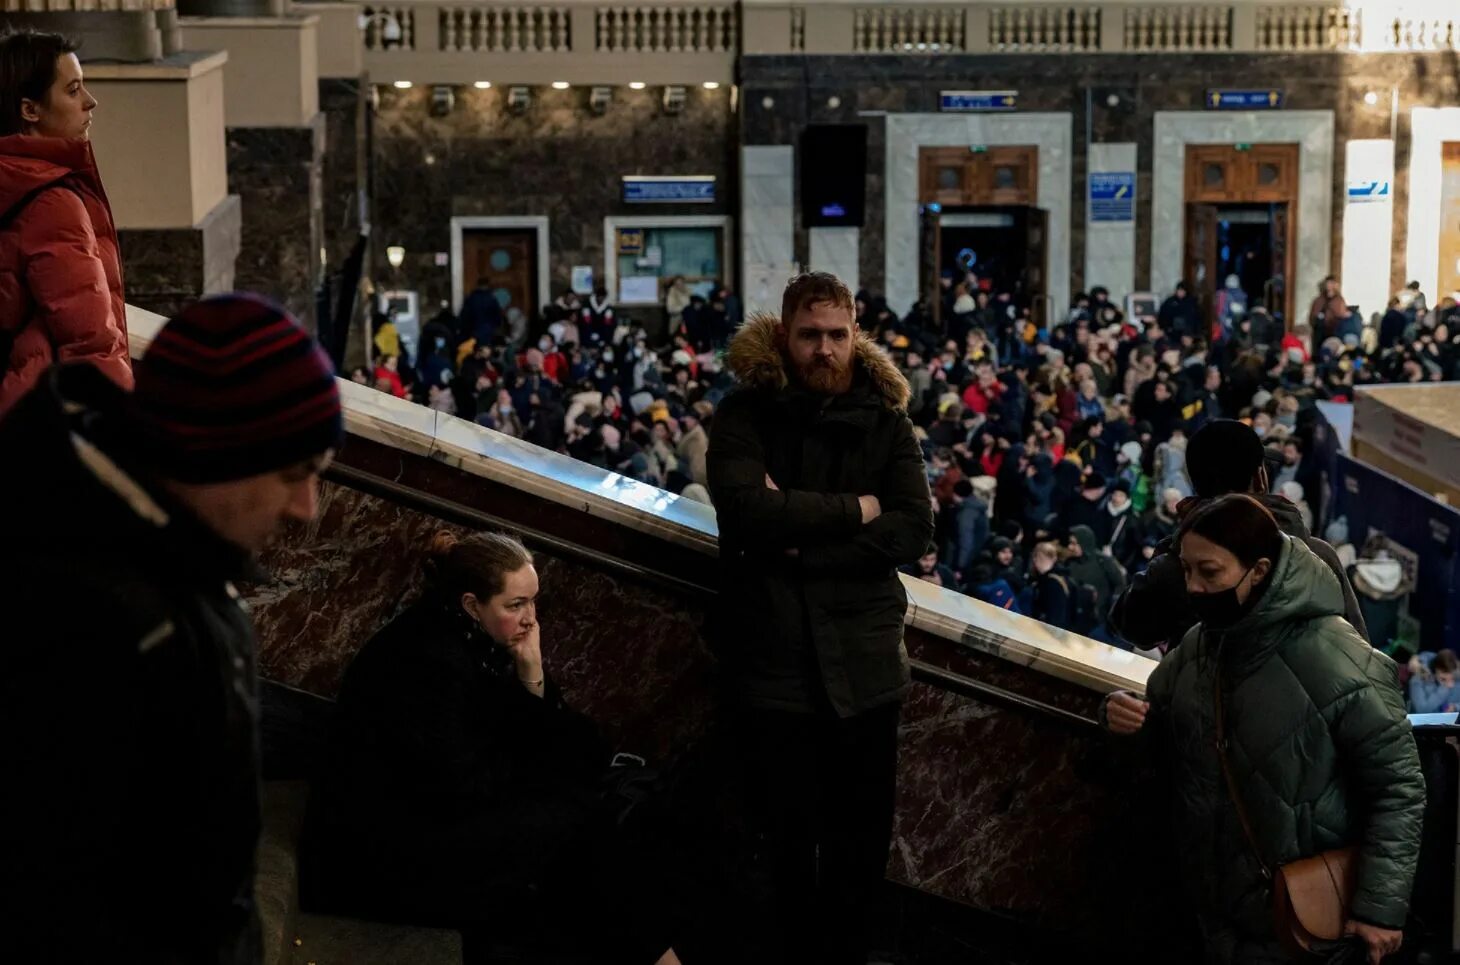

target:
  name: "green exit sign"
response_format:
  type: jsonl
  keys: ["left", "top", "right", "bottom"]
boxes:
{"left": 969, "top": 145, "right": 988, "bottom": 154}
{"left": 1235, "top": 142, "right": 1253, "bottom": 151}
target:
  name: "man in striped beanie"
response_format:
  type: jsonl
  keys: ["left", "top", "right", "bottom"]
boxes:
{"left": 0, "top": 294, "right": 341, "bottom": 963}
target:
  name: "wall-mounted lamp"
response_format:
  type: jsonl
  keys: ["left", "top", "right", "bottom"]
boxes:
{"left": 430, "top": 85, "right": 454, "bottom": 116}
{"left": 358, "top": 11, "right": 403, "bottom": 45}
{"left": 508, "top": 86, "right": 531, "bottom": 114}
{"left": 662, "top": 85, "right": 686, "bottom": 114}
{"left": 589, "top": 86, "right": 612, "bottom": 115}
{"left": 386, "top": 246, "right": 405, "bottom": 269}
{"left": 1363, "top": 90, "right": 1379, "bottom": 106}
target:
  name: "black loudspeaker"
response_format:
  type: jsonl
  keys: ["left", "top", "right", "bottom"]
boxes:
{"left": 800, "top": 125, "right": 867, "bottom": 228}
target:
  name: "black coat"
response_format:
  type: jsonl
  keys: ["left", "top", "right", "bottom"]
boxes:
{"left": 0, "top": 367, "right": 263, "bottom": 964}
{"left": 1109, "top": 493, "right": 1369, "bottom": 649}
{"left": 303, "top": 598, "right": 608, "bottom": 926}
{"left": 708, "top": 314, "right": 933, "bottom": 717}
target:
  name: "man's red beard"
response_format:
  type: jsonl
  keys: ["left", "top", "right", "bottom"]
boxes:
{"left": 794, "top": 355, "right": 854, "bottom": 395}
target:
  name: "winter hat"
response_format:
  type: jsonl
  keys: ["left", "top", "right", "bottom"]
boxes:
{"left": 1186, "top": 419, "right": 1265, "bottom": 498}
{"left": 1279, "top": 480, "right": 1305, "bottom": 505}
{"left": 1251, "top": 389, "right": 1274, "bottom": 410}
{"left": 131, "top": 294, "right": 343, "bottom": 484}
{"left": 1083, "top": 471, "right": 1108, "bottom": 490}
{"left": 1119, "top": 441, "right": 1143, "bottom": 464}
{"left": 1111, "top": 478, "right": 1133, "bottom": 495}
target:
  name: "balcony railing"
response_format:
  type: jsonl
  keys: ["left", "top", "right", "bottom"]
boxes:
{"left": 358, "top": 0, "right": 1457, "bottom": 80}
{"left": 757, "top": 1, "right": 1457, "bottom": 54}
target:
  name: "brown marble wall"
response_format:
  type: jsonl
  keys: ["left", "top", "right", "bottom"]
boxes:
{"left": 226, "top": 118, "right": 326, "bottom": 326}
{"left": 320, "top": 78, "right": 371, "bottom": 277}
{"left": 240, "top": 456, "right": 1160, "bottom": 941}
{"left": 370, "top": 83, "right": 737, "bottom": 323}
{"left": 743, "top": 52, "right": 1460, "bottom": 299}
{"left": 119, "top": 193, "right": 242, "bottom": 318}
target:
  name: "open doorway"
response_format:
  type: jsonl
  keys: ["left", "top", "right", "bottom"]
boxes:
{"left": 931, "top": 207, "right": 1048, "bottom": 314}
{"left": 1183, "top": 144, "right": 1298, "bottom": 329}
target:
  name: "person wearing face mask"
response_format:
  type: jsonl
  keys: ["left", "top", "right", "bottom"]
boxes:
{"left": 304, "top": 531, "right": 688, "bottom": 965}
{"left": 0, "top": 29, "right": 129, "bottom": 416}
{"left": 1103, "top": 495, "right": 1423, "bottom": 965}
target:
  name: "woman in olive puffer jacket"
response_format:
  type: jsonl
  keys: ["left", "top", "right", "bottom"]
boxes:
{"left": 1104, "top": 494, "right": 1424, "bottom": 965}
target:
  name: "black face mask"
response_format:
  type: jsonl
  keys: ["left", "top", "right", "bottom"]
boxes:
{"left": 1188, "top": 565, "right": 1258, "bottom": 628}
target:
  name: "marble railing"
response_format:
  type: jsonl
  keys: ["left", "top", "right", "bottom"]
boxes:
{"left": 125, "top": 304, "right": 1152, "bottom": 697}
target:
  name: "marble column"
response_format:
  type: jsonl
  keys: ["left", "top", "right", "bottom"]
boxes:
{"left": 178, "top": 14, "right": 325, "bottom": 326}
{"left": 85, "top": 51, "right": 242, "bottom": 317}
{"left": 1405, "top": 108, "right": 1460, "bottom": 302}
{"left": 808, "top": 226, "right": 860, "bottom": 293}
{"left": 1084, "top": 143, "right": 1137, "bottom": 304}
{"left": 741, "top": 145, "right": 796, "bottom": 317}
{"left": 1341, "top": 139, "right": 1395, "bottom": 322}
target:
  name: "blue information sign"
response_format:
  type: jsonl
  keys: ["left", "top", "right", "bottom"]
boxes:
{"left": 1346, "top": 179, "right": 1391, "bottom": 203}
{"left": 1205, "top": 89, "right": 1284, "bottom": 110}
{"left": 622, "top": 177, "right": 716, "bottom": 203}
{"left": 940, "top": 90, "right": 1017, "bottom": 112}
{"left": 1089, "top": 172, "right": 1135, "bottom": 223}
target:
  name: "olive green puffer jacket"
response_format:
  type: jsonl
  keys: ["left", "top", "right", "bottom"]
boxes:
{"left": 1144, "top": 534, "right": 1424, "bottom": 963}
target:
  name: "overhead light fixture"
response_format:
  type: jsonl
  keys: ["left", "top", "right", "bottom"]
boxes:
{"left": 474, "top": 81, "right": 491, "bottom": 90}
{"left": 662, "top": 85, "right": 686, "bottom": 114}
{"left": 393, "top": 80, "right": 412, "bottom": 89}
{"left": 386, "top": 246, "right": 405, "bottom": 269}
{"left": 629, "top": 81, "right": 646, "bottom": 90}
{"left": 703, "top": 81, "right": 720, "bottom": 90}
{"left": 589, "top": 86, "right": 612, "bottom": 115}
{"left": 507, "top": 86, "right": 531, "bottom": 114}
{"left": 551, "top": 81, "right": 570, "bottom": 90}
{"left": 1363, "top": 90, "right": 1379, "bottom": 105}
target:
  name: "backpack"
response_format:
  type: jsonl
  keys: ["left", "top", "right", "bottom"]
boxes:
{"left": 0, "top": 181, "right": 79, "bottom": 373}
{"left": 1048, "top": 573, "right": 1099, "bottom": 634}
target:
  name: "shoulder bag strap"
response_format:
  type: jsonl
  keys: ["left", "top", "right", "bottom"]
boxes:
{"left": 1213, "top": 668, "right": 1274, "bottom": 882}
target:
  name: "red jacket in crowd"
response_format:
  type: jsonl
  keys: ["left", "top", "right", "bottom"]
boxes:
{"left": 0, "top": 135, "right": 130, "bottom": 416}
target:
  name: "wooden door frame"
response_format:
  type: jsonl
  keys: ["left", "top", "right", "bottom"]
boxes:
{"left": 451, "top": 216, "right": 550, "bottom": 313}
{"left": 1181, "top": 145, "right": 1299, "bottom": 326}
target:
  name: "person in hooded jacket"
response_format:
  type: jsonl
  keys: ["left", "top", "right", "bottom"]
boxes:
{"left": 1348, "top": 534, "right": 1414, "bottom": 653}
{"left": 994, "top": 441, "right": 1028, "bottom": 532}
{"left": 1022, "top": 451, "right": 1056, "bottom": 535}
{"left": 979, "top": 535, "right": 1026, "bottom": 595}
{"left": 0, "top": 29, "right": 129, "bottom": 417}
{"left": 1025, "top": 541, "right": 1075, "bottom": 630}
{"left": 1110, "top": 419, "right": 1368, "bottom": 651}
{"left": 1103, "top": 495, "right": 1423, "bottom": 965}
{"left": 1158, "top": 280, "right": 1202, "bottom": 338}
{"left": 1066, "top": 524, "right": 1126, "bottom": 637}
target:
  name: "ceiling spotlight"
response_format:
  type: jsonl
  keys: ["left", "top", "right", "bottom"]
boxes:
{"left": 508, "top": 86, "right": 531, "bottom": 114}
{"left": 589, "top": 86, "right": 612, "bottom": 115}
{"left": 629, "top": 81, "right": 646, "bottom": 90}
{"left": 393, "top": 80, "right": 412, "bottom": 90}
{"left": 827, "top": 95, "right": 841, "bottom": 109}
{"left": 551, "top": 81, "right": 570, "bottom": 90}
{"left": 1363, "top": 90, "right": 1379, "bottom": 105}
{"left": 474, "top": 81, "right": 491, "bottom": 90}
{"left": 703, "top": 81, "right": 720, "bottom": 90}
{"left": 1106, "top": 93, "right": 1121, "bottom": 107}
{"left": 662, "top": 85, "right": 686, "bottom": 114}
{"left": 761, "top": 95, "right": 775, "bottom": 109}
{"left": 386, "top": 245, "right": 405, "bottom": 269}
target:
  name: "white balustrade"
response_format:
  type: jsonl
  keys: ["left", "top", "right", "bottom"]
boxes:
{"left": 852, "top": 5, "right": 965, "bottom": 52}
{"left": 593, "top": 5, "right": 736, "bottom": 53}
{"left": 363, "top": 5, "right": 417, "bottom": 50}
{"left": 990, "top": 5, "right": 1102, "bottom": 51}
{"left": 1123, "top": 4, "right": 1232, "bottom": 51}
{"left": 1255, "top": 5, "right": 1357, "bottom": 50}
{"left": 438, "top": 6, "right": 572, "bottom": 52}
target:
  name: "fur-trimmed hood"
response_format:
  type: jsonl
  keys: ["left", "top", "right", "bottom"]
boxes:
{"left": 724, "top": 312, "right": 911, "bottom": 412}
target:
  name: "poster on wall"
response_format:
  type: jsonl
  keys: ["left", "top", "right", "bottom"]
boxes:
{"left": 1089, "top": 173, "right": 1135, "bottom": 222}
{"left": 571, "top": 265, "right": 594, "bottom": 295}
{"left": 619, "top": 275, "right": 660, "bottom": 304}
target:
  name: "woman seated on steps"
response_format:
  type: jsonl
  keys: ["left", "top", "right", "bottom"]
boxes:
{"left": 302, "top": 530, "right": 685, "bottom": 965}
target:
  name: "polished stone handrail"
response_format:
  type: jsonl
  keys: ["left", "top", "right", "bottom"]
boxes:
{"left": 125, "top": 304, "right": 1154, "bottom": 694}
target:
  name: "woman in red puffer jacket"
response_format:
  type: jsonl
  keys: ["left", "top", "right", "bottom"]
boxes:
{"left": 0, "top": 30, "right": 129, "bottom": 417}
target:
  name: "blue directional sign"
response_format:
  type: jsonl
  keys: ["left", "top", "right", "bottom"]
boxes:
{"left": 940, "top": 90, "right": 1018, "bottom": 112}
{"left": 1206, "top": 89, "right": 1284, "bottom": 110}
{"left": 1346, "top": 179, "right": 1392, "bottom": 203}
{"left": 1089, "top": 172, "right": 1135, "bottom": 223}
{"left": 622, "top": 176, "right": 716, "bottom": 203}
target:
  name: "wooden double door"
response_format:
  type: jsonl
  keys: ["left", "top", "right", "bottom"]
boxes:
{"left": 462, "top": 229, "right": 538, "bottom": 316}
{"left": 1183, "top": 144, "right": 1299, "bottom": 329}
{"left": 919, "top": 145, "right": 1049, "bottom": 322}
{"left": 1441, "top": 142, "right": 1460, "bottom": 300}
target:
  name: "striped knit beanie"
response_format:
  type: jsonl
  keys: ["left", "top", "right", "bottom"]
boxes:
{"left": 130, "top": 294, "right": 343, "bottom": 483}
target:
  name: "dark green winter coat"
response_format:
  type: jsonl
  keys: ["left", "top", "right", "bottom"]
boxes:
{"left": 1141, "top": 534, "right": 1424, "bottom": 963}
{"left": 707, "top": 313, "right": 933, "bottom": 717}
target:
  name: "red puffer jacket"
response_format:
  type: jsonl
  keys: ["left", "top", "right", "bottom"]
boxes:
{"left": 0, "top": 135, "right": 130, "bottom": 417}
